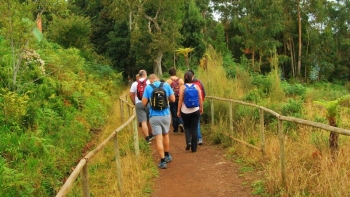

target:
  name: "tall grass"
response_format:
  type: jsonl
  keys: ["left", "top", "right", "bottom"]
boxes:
{"left": 200, "top": 48, "right": 350, "bottom": 196}
{"left": 68, "top": 90, "right": 156, "bottom": 197}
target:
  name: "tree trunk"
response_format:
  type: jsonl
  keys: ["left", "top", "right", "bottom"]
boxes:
{"left": 328, "top": 118, "right": 338, "bottom": 161}
{"left": 252, "top": 50, "right": 255, "bottom": 72}
{"left": 37, "top": 14, "right": 42, "bottom": 33}
{"left": 297, "top": 1, "right": 302, "bottom": 77}
{"left": 288, "top": 38, "right": 295, "bottom": 77}
{"left": 154, "top": 50, "right": 163, "bottom": 76}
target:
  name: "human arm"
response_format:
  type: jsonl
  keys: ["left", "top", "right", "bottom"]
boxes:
{"left": 142, "top": 97, "right": 148, "bottom": 107}
{"left": 130, "top": 92, "right": 136, "bottom": 105}
{"left": 177, "top": 85, "right": 185, "bottom": 117}
{"left": 196, "top": 85, "right": 203, "bottom": 114}
{"left": 199, "top": 81, "right": 206, "bottom": 99}
{"left": 129, "top": 82, "right": 136, "bottom": 104}
{"left": 141, "top": 84, "right": 150, "bottom": 106}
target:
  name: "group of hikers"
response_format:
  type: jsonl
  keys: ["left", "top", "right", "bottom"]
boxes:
{"left": 129, "top": 68, "right": 206, "bottom": 169}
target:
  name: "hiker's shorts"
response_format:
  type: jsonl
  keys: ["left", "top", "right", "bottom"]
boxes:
{"left": 135, "top": 102, "right": 149, "bottom": 123}
{"left": 150, "top": 115, "right": 171, "bottom": 135}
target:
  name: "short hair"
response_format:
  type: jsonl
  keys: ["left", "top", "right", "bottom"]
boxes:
{"left": 168, "top": 67, "right": 177, "bottom": 76}
{"left": 149, "top": 74, "right": 159, "bottom": 83}
{"left": 184, "top": 71, "right": 194, "bottom": 83}
{"left": 139, "top": 70, "right": 147, "bottom": 77}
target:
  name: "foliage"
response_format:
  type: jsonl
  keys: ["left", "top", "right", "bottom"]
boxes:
{"left": 313, "top": 94, "right": 350, "bottom": 120}
{"left": 47, "top": 14, "right": 92, "bottom": 50}
{"left": 181, "top": 0, "right": 206, "bottom": 61}
{"left": 281, "top": 82, "right": 306, "bottom": 97}
{"left": 0, "top": 88, "right": 29, "bottom": 128}
{"left": 0, "top": 156, "right": 34, "bottom": 197}
{"left": 281, "top": 99, "right": 303, "bottom": 116}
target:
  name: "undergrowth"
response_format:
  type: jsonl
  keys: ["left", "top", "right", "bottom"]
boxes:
{"left": 200, "top": 47, "right": 350, "bottom": 197}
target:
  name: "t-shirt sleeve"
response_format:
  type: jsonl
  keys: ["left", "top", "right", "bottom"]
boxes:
{"left": 130, "top": 82, "right": 137, "bottom": 93}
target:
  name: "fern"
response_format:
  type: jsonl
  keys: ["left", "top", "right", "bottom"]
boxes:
{"left": 313, "top": 94, "right": 350, "bottom": 119}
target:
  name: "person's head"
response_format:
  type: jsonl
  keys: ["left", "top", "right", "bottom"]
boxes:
{"left": 168, "top": 67, "right": 177, "bottom": 76}
{"left": 139, "top": 70, "right": 147, "bottom": 78}
{"left": 188, "top": 69, "right": 195, "bottom": 76}
{"left": 184, "top": 71, "right": 194, "bottom": 83}
{"left": 149, "top": 74, "right": 159, "bottom": 83}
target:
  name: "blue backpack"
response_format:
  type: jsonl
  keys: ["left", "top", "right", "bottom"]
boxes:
{"left": 184, "top": 84, "right": 199, "bottom": 108}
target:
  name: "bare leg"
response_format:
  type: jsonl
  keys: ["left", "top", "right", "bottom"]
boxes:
{"left": 147, "top": 121, "right": 153, "bottom": 135}
{"left": 141, "top": 121, "right": 149, "bottom": 137}
{"left": 156, "top": 134, "right": 165, "bottom": 158}
{"left": 163, "top": 133, "right": 170, "bottom": 152}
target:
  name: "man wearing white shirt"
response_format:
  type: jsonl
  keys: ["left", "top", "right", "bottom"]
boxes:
{"left": 130, "top": 70, "right": 154, "bottom": 143}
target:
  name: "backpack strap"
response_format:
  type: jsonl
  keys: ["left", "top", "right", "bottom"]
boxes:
{"left": 150, "top": 84, "right": 156, "bottom": 89}
{"left": 184, "top": 83, "right": 194, "bottom": 88}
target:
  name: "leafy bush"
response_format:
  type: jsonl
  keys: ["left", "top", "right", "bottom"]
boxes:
{"left": 281, "top": 99, "right": 303, "bottom": 116}
{"left": 251, "top": 74, "right": 272, "bottom": 95}
{"left": 242, "top": 89, "right": 265, "bottom": 103}
{"left": 0, "top": 88, "right": 29, "bottom": 129}
{"left": 0, "top": 156, "right": 34, "bottom": 197}
{"left": 282, "top": 82, "right": 306, "bottom": 97}
{"left": 47, "top": 14, "right": 92, "bottom": 50}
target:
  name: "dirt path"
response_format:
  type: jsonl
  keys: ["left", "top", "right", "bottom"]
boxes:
{"left": 150, "top": 130, "right": 254, "bottom": 197}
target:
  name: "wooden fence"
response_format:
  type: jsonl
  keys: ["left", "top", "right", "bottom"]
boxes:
{"left": 207, "top": 96, "right": 350, "bottom": 185}
{"left": 56, "top": 95, "right": 137, "bottom": 197}
{"left": 56, "top": 94, "right": 350, "bottom": 196}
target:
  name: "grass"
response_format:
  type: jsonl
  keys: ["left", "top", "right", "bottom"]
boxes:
{"left": 67, "top": 90, "right": 157, "bottom": 197}
{"left": 200, "top": 48, "right": 350, "bottom": 197}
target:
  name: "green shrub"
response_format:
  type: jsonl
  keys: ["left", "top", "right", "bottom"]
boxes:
{"left": 251, "top": 74, "right": 272, "bottom": 95}
{"left": 281, "top": 99, "right": 303, "bottom": 116}
{"left": 282, "top": 82, "right": 306, "bottom": 97}
{"left": 242, "top": 89, "right": 265, "bottom": 103}
{"left": 0, "top": 156, "right": 34, "bottom": 197}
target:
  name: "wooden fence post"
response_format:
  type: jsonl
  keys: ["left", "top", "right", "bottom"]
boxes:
{"left": 113, "top": 133, "right": 123, "bottom": 196}
{"left": 133, "top": 108, "right": 140, "bottom": 158}
{"left": 210, "top": 99, "right": 214, "bottom": 126}
{"left": 229, "top": 101, "right": 233, "bottom": 140}
{"left": 259, "top": 108, "right": 266, "bottom": 156}
{"left": 120, "top": 99, "right": 124, "bottom": 123}
{"left": 81, "top": 164, "right": 90, "bottom": 197}
{"left": 278, "top": 119, "right": 286, "bottom": 186}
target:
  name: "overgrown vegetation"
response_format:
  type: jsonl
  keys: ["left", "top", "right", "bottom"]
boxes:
{"left": 200, "top": 48, "right": 350, "bottom": 197}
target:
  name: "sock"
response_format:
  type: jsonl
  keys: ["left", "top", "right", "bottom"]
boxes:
{"left": 161, "top": 158, "right": 166, "bottom": 163}
{"left": 165, "top": 152, "right": 169, "bottom": 157}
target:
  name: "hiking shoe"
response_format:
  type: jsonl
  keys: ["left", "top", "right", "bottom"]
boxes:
{"left": 198, "top": 139, "right": 203, "bottom": 145}
{"left": 173, "top": 131, "right": 179, "bottom": 134}
{"left": 149, "top": 134, "right": 155, "bottom": 141}
{"left": 179, "top": 124, "right": 185, "bottom": 133}
{"left": 186, "top": 143, "right": 191, "bottom": 150}
{"left": 165, "top": 155, "right": 172, "bottom": 163}
{"left": 158, "top": 161, "right": 167, "bottom": 169}
{"left": 145, "top": 137, "right": 151, "bottom": 144}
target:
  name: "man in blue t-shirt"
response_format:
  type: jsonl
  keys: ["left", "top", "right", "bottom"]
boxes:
{"left": 142, "top": 74, "right": 175, "bottom": 169}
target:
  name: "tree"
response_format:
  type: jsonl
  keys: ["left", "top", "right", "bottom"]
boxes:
{"left": 234, "top": 0, "right": 284, "bottom": 72}
{"left": 181, "top": 0, "right": 206, "bottom": 64}
{"left": 175, "top": 47, "right": 195, "bottom": 69}
{"left": 314, "top": 95, "right": 350, "bottom": 160}
{"left": 0, "top": 1, "right": 38, "bottom": 90}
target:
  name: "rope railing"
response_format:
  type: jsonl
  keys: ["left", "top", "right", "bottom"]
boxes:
{"left": 56, "top": 94, "right": 138, "bottom": 197}
{"left": 206, "top": 95, "right": 350, "bottom": 186}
